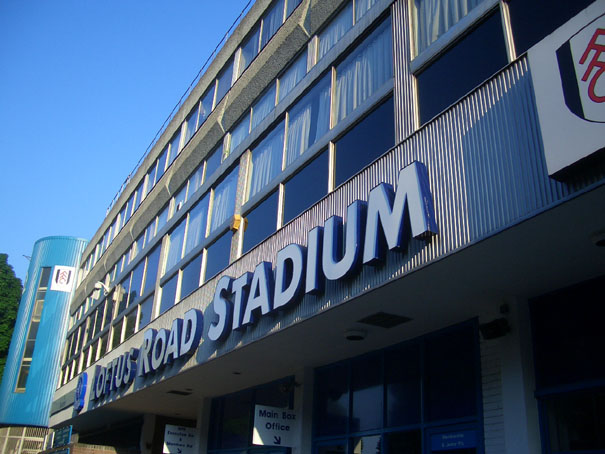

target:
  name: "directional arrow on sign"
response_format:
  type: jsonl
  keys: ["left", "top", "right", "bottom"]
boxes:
{"left": 273, "top": 436, "right": 281, "bottom": 445}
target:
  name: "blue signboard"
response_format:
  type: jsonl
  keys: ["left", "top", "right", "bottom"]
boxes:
{"left": 52, "top": 426, "right": 72, "bottom": 448}
{"left": 431, "top": 430, "right": 476, "bottom": 451}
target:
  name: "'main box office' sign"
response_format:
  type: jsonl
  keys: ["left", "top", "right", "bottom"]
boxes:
{"left": 89, "top": 161, "right": 438, "bottom": 402}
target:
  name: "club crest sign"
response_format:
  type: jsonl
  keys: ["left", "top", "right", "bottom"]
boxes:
{"left": 50, "top": 266, "right": 76, "bottom": 292}
{"left": 529, "top": 3, "right": 605, "bottom": 177}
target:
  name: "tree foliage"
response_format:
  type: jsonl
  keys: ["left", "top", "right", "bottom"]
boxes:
{"left": 0, "top": 253, "right": 23, "bottom": 379}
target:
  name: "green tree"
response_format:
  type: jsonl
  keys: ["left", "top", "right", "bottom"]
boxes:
{"left": 0, "top": 253, "right": 23, "bottom": 379}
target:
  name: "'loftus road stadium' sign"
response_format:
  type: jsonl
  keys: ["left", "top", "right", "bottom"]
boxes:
{"left": 88, "top": 161, "right": 438, "bottom": 405}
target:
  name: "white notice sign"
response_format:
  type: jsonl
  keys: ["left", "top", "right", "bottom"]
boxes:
{"left": 253, "top": 405, "right": 299, "bottom": 447}
{"left": 163, "top": 425, "right": 197, "bottom": 454}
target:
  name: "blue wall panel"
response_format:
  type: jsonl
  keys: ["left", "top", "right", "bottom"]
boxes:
{"left": 0, "top": 236, "right": 87, "bottom": 427}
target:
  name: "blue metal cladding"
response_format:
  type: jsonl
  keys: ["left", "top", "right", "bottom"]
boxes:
{"left": 0, "top": 236, "right": 87, "bottom": 427}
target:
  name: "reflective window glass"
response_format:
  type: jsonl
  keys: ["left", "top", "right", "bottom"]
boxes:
{"left": 239, "top": 26, "right": 261, "bottom": 76}
{"left": 334, "top": 97, "right": 394, "bottom": 188}
{"left": 251, "top": 84, "right": 277, "bottom": 130}
{"left": 210, "top": 167, "right": 238, "bottom": 233}
{"left": 318, "top": 2, "right": 353, "bottom": 60}
{"left": 111, "top": 318, "right": 123, "bottom": 349}
{"left": 188, "top": 164, "right": 204, "bottom": 198}
{"left": 248, "top": 121, "right": 285, "bottom": 200}
{"left": 159, "top": 275, "right": 178, "bottom": 315}
{"left": 145, "top": 163, "right": 157, "bottom": 197}
{"left": 243, "top": 190, "right": 279, "bottom": 254}
{"left": 124, "top": 309, "right": 136, "bottom": 340}
{"left": 129, "top": 259, "right": 145, "bottom": 305}
{"left": 168, "top": 131, "right": 182, "bottom": 166}
{"left": 285, "top": 72, "right": 331, "bottom": 166}
{"left": 229, "top": 113, "right": 251, "bottom": 154}
{"left": 354, "top": 0, "right": 380, "bottom": 22}
{"left": 200, "top": 86, "right": 215, "bottom": 125}
{"left": 157, "top": 204, "right": 169, "bottom": 234}
{"left": 286, "top": 0, "right": 302, "bottom": 17}
{"left": 351, "top": 353, "right": 382, "bottom": 431}
{"left": 157, "top": 147, "right": 168, "bottom": 181}
{"left": 138, "top": 295, "right": 153, "bottom": 329}
{"left": 165, "top": 218, "right": 186, "bottom": 274}
{"left": 508, "top": 0, "right": 594, "bottom": 55}
{"left": 412, "top": 0, "right": 483, "bottom": 55}
{"left": 260, "top": 0, "right": 285, "bottom": 48}
{"left": 204, "top": 232, "right": 232, "bottom": 282}
{"left": 216, "top": 59, "right": 234, "bottom": 104}
{"left": 184, "top": 103, "right": 200, "bottom": 144}
{"left": 143, "top": 247, "right": 160, "bottom": 294}
{"left": 385, "top": 343, "right": 421, "bottom": 426}
{"left": 416, "top": 10, "right": 508, "bottom": 125}
{"left": 171, "top": 184, "right": 188, "bottom": 219}
{"left": 333, "top": 18, "right": 393, "bottom": 124}
{"left": 184, "top": 195, "right": 210, "bottom": 255}
{"left": 205, "top": 145, "right": 222, "bottom": 181}
{"left": 180, "top": 254, "right": 203, "bottom": 300}
{"left": 315, "top": 363, "right": 349, "bottom": 436}
{"left": 278, "top": 51, "right": 307, "bottom": 102}
{"left": 283, "top": 149, "right": 329, "bottom": 224}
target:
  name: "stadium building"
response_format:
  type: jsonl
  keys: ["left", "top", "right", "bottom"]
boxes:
{"left": 49, "top": 1, "right": 605, "bottom": 454}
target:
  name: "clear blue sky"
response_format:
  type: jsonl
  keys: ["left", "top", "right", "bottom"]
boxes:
{"left": 0, "top": 0, "right": 252, "bottom": 283}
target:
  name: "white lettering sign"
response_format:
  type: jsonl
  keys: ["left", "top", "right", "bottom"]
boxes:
{"left": 163, "top": 425, "right": 197, "bottom": 454}
{"left": 253, "top": 405, "right": 299, "bottom": 447}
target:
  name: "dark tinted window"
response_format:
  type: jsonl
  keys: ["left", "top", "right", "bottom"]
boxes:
{"left": 180, "top": 254, "right": 203, "bottom": 300}
{"left": 205, "top": 232, "right": 232, "bottom": 282}
{"left": 143, "top": 246, "right": 161, "bottom": 294}
{"left": 385, "top": 343, "right": 421, "bottom": 426}
{"left": 351, "top": 353, "right": 382, "bottom": 431}
{"left": 216, "top": 59, "right": 234, "bottom": 104}
{"left": 283, "top": 149, "right": 329, "bottom": 224}
{"left": 416, "top": 11, "right": 508, "bottom": 125}
{"left": 334, "top": 97, "right": 394, "bottom": 188}
{"left": 159, "top": 275, "right": 178, "bottom": 315}
{"left": 243, "top": 191, "right": 279, "bottom": 254}
{"left": 315, "top": 363, "right": 349, "bottom": 436}
{"left": 509, "top": 0, "right": 595, "bottom": 55}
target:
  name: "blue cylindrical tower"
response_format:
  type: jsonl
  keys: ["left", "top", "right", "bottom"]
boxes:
{"left": 0, "top": 236, "right": 88, "bottom": 427}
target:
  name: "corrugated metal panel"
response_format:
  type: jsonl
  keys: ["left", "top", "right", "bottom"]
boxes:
{"left": 392, "top": 0, "right": 417, "bottom": 142}
{"left": 0, "top": 237, "right": 87, "bottom": 427}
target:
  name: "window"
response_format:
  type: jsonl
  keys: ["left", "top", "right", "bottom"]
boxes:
{"left": 184, "top": 195, "right": 210, "bottom": 256}
{"left": 260, "top": 0, "right": 285, "bottom": 48}
{"left": 205, "top": 145, "right": 223, "bottom": 181}
{"left": 184, "top": 103, "right": 200, "bottom": 145}
{"left": 200, "top": 86, "right": 216, "bottom": 126}
{"left": 124, "top": 308, "right": 137, "bottom": 340}
{"left": 164, "top": 218, "right": 187, "bottom": 274}
{"left": 282, "top": 149, "right": 329, "bottom": 224}
{"left": 247, "top": 122, "right": 285, "bottom": 200}
{"left": 239, "top": 26, "right": 261, "bottom": 77}
{"left": 242, "top": 190, "right": 279, "bottom": 254}
{"left": 143, "top": 246, "right": 161, "bottom": 294}
{"left": 317, "top": 2, "right": 353, "bottom": 61}
{"left": 286, "top": 0, "right": 302, "bottom": 17}
{"left": 216, "top": 59, "right": 235, "bottom": 104}
{"left": 277, "top": 51, "right": 307, "bottom": 103}
{"left": 416, "top": 10, "right": 508, "bottom": 125}
{"left": 180, "top": 253, "right": 203, "bottom": 300}
{"left": 167, "top": 131, "right": 182, "bottom": 167}
{"left": 313, "top": 323, "right": 480, "bottom": 448}
{"left": 334, "top": 97, "right": 395, "bottom": 188}
{"left": 333, "top": 17, "right": 393, "bottom": 124}
{"left": 210, "top": 167, "right": 239, "bottom": 233}
{"left": 251, "top": 85, "right": 277, "bottom": 130}
{"left": 229, "top": 114, "right": 251, "bottom": 155}
{"left": 138, "top": 295, "right": 153, "bottom": 329}
{"left": 157, "top": 147, "right": 168, "bottom": 182}
{"left": 159, "top": 275, "right": 178, "bottom": 315}
{"left": 188, "top": 164, "right": 204, "bottom": 199}
{"left": 204, "top": 232, "right": 233, "bottom": 282}
{"left": 531, "top": 276, "right": 605, "bottom": 453}
{"left": 508, "top": 0, "right": 594, "bottom": 56}
{"left": 412, "top": 0, "right": 483, "bottom": 55}
{"left": 16, "top": 267, "right": 51, "bottom": 391}
{"left": 285, "top": 72, "right": 331, "bottom": 167}
{"left": 145, "top": 162, "right": 158, "bottom": 197}
{"left": 208, "top": 378, "right": 293, "bottom": 452}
